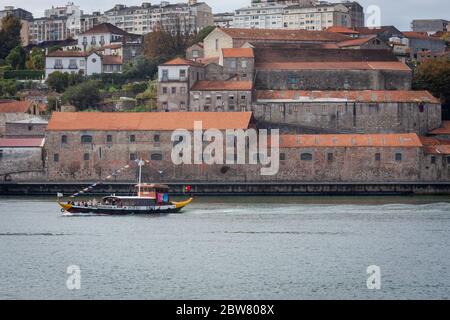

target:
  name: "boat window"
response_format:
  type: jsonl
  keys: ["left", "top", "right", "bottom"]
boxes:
{"left": 151, "top": 153, "right": 163, "bottom": 161}
{"left": 81, "top": 135, "right": 92, "bottom": 143}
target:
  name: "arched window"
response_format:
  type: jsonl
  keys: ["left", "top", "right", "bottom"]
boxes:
{"left": 300, "top": 153, "right": 312, "bottom": 161}
{"left": 61, "top": 135, "right": 67, "bottom": 144}
{"left": 150, "top": 153, "right": 163, "bottom": 161}
{"left": 81, "top": 135, "right": 93, "bottom": 144}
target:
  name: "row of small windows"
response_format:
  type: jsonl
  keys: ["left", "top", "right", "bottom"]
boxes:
{"left": 62, "top": 134, "right": 160, "bottom": 144}
{"left": 54, "top": 152, "right": 163, "bottom": 162}
{"left": 278, "top": 152, "right": 405, "bottom": 162}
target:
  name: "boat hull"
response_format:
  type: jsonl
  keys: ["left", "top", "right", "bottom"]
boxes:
{"left": 59, "top": 198, "right": 193, "bottom": 215}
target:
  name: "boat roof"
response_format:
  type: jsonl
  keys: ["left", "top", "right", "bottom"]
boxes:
{"left": 102, "top": 196, "right": 156, "bottom": 200}
{"left": 135, "top": 183, "right": 169, "bottom": 189}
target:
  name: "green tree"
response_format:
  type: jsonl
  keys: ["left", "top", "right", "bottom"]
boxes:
{"left": 0, "top": 78, "right": 18, "bottom": 97}
{"left": 413, "top": 57, "right": 450, "bottom": 119}
{"left": 413, "top": 57, "right": 450, "bottom": 104}
{"left": 46, "top": 71, "right": 69, "bottom": 93}
{"left": 144, "top": 19, "right": 193, "bottom": 63}
{"left": 62, "top": 80, "right": 101, "bottom": 110}
{"left": 5, "top": 45, "right": 26, "bottom": 70}
{"left": 26, "top": 47, "right": 45, "bottom": 70}
{"left": 123, "top": 55, "right": 157, "bottom": 80}
{"left": 191, "top": 25, "right": 215, "bottom": 45}
{"left": 0, "top": 16, "right": 22, "bottom": 60}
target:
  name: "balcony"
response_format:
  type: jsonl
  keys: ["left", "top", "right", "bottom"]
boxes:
{"left": 53, "top": 64, "right": 63, "bottom": 69}
{"left": 160, "top": 76, "right": 188, "bottom": 82}
{"left": 68, "top": 64, "right": 78, "bottom": 69}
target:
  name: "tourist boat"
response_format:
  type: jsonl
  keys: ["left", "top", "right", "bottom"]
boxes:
{"left": 58, "top": 161, "right": 193, "bottom": 215}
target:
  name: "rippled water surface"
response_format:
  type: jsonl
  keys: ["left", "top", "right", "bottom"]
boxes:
{"left": 0, "top": 195, "right": 449, "bottom": 299}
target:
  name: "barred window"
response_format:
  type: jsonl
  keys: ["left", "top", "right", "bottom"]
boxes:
{"left": 300, "top": 153, "right": 312, "bottom": 161}
{"left": 81, "top": 135, "right": 92, "bottom": 143}
{"left": 150, "top": 153, "right": 163, "bottom": 161}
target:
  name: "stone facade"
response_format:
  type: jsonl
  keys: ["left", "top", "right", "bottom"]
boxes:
{"left": 255, "top": 68, "right": 412, "bottom": 91}
{"left": 253, "top": 100, "right": 441, "bottom": 135}
{"left": 189, "top": 82, "right": 253, "bottom": 112}
{"left": 157, "top": 58, "right": 205, "bottom": 111}
{"left": 5, "top": 120, "right": 48, "bottom": 137}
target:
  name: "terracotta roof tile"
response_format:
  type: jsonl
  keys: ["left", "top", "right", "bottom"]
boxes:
{"left": 326, "top": 26, "right": 360, "bottom": 34}
{"left": 102, "top": 55, "right": 123, "bottom": 65}
{"left": 279, "top": 133, "right": 422, "bottom": 148}
{"left": 0, "top": 138, "right": 44, "bottom": 148}
{"left": 80, "top": 23, "right": 129, "bottom": 36}
{"left": 191, "top": 81, "right": 253, "bottom": 91}
{"left": 337, "top": 35, "right": 378, "bottom": 47}
{"left": 419, "top": 136, "right": 450, "bottom": 146}
{"left": 46, "top": 50, "right": 88, "bottom": 57}
{"left": 161, "top": 57, "right": 203, "bottom": 67}
{"left": 222, "top": 48, "right": 254, "bottom": 58}
{"left": 0, "top": 100, "right": 34, "bottom": 113}
{"left": 255, "top": 61, "right": 411, "bottom": 71}
{"left": 430, "top": 121, "right": 450, "bottom": 134}
{"left": 46, "top": 112, "right": 253, "bottom": 131}
{"left": 402, "top": 31, "right": 441, "bottom": 40}
{"left": 423, "top": 145, "right": 450, "bottom": 155}
{"left": 219, "top": 27, "right": 349, "bottom": 42}
{"left": 256, "top": 90, "right": 440, "bottom": 104}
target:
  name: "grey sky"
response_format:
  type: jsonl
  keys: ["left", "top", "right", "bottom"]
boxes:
{"left": 3, "top": 0, "right": 449, "bottom": 31}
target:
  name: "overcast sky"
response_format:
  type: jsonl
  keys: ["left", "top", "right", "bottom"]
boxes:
{"left": 3, "top": 0, "right": 449, "bottom": 31}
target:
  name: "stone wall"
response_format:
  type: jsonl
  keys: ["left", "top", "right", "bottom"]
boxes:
{"left": 44, "top": 130, "right": 449, "bottom": 183}
{"left": 189, "top": 90, "right": 253, "bottom": 112}
{"left": 0, "top": 113, "right": 43, "bottom": 136}
{"left": 222, "top": 57, "right": 254, "bottom": 81}
{"left": 254, "top": 69, "right": 412, "bottom": 91}
{"left": 0, "top": 147, "right": 44, "bottom": 179}
{"left": 252, "top": 102, "right": 442, "bottom": 135}
{"left": 5, "top": 122, "right": 47, "bottom": 137}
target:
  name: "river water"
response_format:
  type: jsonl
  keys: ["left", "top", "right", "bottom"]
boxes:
{"left": 0, "top": 195, "right": 449, "bottom": 300}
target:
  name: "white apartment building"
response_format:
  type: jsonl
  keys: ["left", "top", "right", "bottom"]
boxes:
{"left": 233, "top": 4, "right": 285, "bottom": 29}
{"left": 283, "top": 3, "right": 351, "bottom": 30}
{"left": 103, "top": 1, "right": 213, "bottom": 35}
{"left": 45, "top": 51, "right": 103, "bottom": 78}
{"left": 28, "top": 3, "right": 106, "bottom": 44}
{"left": 232, "top": 1, "right": 355, "bottom": 30}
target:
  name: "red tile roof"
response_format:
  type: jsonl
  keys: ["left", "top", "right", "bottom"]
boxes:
{"left": 279, "top": 133, "right": 422, "bottom": 148}
{"left": 102, "top": 55, "right": 123, "bottom": 65}
{"left": 46, "top": 112, "right": 253, "bottom": 131}
{"left": 256, "top": 90, "right": 439, "bottom": 103}
{"left": 161, "top": 57, "right": 203, "bottom": 67}
{"left": 80, "top": 23, "right": 129, "bottom": 36}
{"left": 0, "top": 138, "right": 44, "bottom": 148}
{"left": 255, "top": 61, "right": 411, "bottom": 71}
{"left": 326, "top": 26, "right": 360, "bottom": 35}
{"left": 219, "top": 27, "right": 349, "bottom": 42}
{"left": 419, "top": 136, "right": 450, "bottom": 146}
{"left": 337, "top": 35, "right": 378, "bottom": 48}
{"left": 402, "top": 31, "right": 441, "bottom": 40}
{"left": 423, "top": 145, "right": 450, "bottom": 155}
{"left": 354, "top": 26, "right": 398, "bottom": 36}
{"left": 191, "top": 81, "right": 253, "bottom": 91}
{"left": 430, "top": 121, "right": 450, "bottom": 134}
{"left": 46, "top": 50, "right": 88, "bottom": 57}
{"left": 222, "top": 48, "right": 254, "bottom": 58}
{"left": 0, "top": 100, "right": 34, "bottom": 113}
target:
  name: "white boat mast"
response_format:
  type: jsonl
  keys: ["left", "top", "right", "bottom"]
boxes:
{"left": 138, "top": 159, "right": 145, "bottom": 195}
